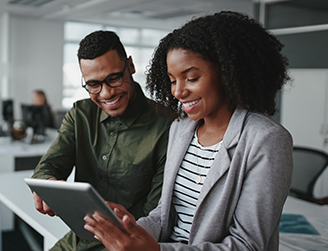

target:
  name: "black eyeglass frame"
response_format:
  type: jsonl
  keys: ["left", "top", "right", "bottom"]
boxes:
{"left": 81, "top": 59, "right": 128, "bottom": 94}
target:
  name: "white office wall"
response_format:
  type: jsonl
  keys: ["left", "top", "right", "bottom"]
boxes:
{"left": 8, "top": 15, "right": 64, "bottom": 120}
{"left": 281, "top": 69, "right": 328, "bottom": 150}
{"left": 281, "top": 69, "right": 328, "bottom": 197}
{"left": 0, "top": 16, "right": 1, "bottom": 57}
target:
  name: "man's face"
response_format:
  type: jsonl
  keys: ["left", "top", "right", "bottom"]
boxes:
{"left": 80, "top": 50, "right": 136, "bottom": 117}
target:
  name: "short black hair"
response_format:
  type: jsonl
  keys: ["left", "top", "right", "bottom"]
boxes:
{"left": 77, "top": 30, "right": 127, "bottom": 61}
{"left": 146, "top": 11, "right": 290, "bottom": 119}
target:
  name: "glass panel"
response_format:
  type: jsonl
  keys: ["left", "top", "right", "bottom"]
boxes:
{"left": 104, "top": 26, "right": 118, "bottom": 33}
{"left": 138, "top": 48, "right": 155, "bottom": 96}
{"left": 62, "top": 43, "right": 89, "bottom": 109}
{"left": 141, "top": 29, "right": 168, "bottom": 46}
{"left": 124, "top": 46, "right": 144, "bottom": 92}
{"left": 125, "top": 46, "right": 140, "bottom": 63}
{"left": 118, "top": 27, "right": 139, "bottom": 45}
{"left": 63, "top": 43, "right": 79, "bottom": 63}
{"left": 140, "top": 47, "right": 155, "bottom": 72}
{"left": 64, "top": 22, "right": 103, "bottom": 41}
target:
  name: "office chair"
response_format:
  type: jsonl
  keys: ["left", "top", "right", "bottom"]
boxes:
{"left": 290, "top": 146, "right": 328, "bottom": 205}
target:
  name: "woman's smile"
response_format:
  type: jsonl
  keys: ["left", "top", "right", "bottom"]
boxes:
{"left": 167, "top": 48, "right": 228, "bottom": 122}
{"left": 181, "top": 98, "right": 201, "bottom": 113}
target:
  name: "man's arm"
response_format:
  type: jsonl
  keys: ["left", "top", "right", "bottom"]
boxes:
{"left": 32, "top": 108, "right": 76, "bottom": 180}
{"left": 31, "top": 108, "right": 77, "bottom": 217}
{"left": 143, "top": 126, "right": 170, "bottom": 216}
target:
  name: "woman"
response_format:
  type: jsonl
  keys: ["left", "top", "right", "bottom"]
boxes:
{"left": 32, "top": 90, "right": 55, "bottom": 128}
{"left": 84, "top": 11, "right": 293, "bottom": 250}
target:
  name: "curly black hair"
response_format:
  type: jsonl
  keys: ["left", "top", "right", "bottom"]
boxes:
{"left": 77, "top": 30, "right": 127, "bottom": 61}
{"left": 146, "top": 11, "right": 290, "bottom": 119}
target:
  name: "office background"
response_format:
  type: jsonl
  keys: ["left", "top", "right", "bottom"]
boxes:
{"left": 0, "top": 0, "right": 328, "bottom": 195}
{"left": 0, "top": 0, "right": 253, "bottom": 119}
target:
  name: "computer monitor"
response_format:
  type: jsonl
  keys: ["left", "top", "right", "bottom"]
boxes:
{"left": 21, "top": 104, "right": 45, "bottom": 135}
{"left": 2, "top": 99, "right": 14, "bottom": 123}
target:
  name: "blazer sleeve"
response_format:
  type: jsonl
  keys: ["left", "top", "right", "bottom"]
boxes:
{"left": 137, "top": 200, "right": 163, "bottom": 240}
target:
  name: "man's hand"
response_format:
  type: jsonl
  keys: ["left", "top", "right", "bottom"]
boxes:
{"left": 32, "top": 177, "right": 58, "bottom": 217}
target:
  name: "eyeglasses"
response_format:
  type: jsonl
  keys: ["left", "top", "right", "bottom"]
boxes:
{"left": 81, "top": 59, "right": 128, "bottom": 94}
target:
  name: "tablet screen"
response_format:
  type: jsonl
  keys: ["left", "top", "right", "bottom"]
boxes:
{"left": 25, "top": 178, "right": 127, "bottom": 241}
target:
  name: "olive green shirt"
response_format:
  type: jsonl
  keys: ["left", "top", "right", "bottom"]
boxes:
{"left": 32, "top": 83, "right": 171, "bottom": 219}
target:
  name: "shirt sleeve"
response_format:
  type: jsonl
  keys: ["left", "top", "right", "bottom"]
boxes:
{"left": 142, "top": 126, "right": 170, "bottom": 216}
{"left": 32, "top": 107, "right": 76, "bottom": 180}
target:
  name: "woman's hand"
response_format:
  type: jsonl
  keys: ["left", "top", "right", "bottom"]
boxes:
{"left": 105, "top": 202, "right": 136, "bottom": 224}
{"left": 84, "top": 202, "right": 160, "bottom": 251}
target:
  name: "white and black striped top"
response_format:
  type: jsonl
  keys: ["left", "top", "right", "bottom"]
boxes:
{"left": 170, "top": 128, "right": 222, "bottom": 242}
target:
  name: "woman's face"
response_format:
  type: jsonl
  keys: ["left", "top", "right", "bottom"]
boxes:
{"left": 32, "top": 92, "right": 45, "bottom": 106}
{"left": 167, "top": 48, "right": 228, "bottom": 121}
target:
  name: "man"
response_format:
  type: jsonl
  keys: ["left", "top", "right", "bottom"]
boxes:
{"left": 32, "top": 30, "right": 171, "bottom": 250}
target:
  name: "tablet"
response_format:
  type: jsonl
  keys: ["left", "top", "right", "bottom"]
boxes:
{"left": 24, "top": 178, "right": 127, "bottom": 241}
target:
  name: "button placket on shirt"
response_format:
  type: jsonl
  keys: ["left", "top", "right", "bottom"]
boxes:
{"left": 101, "top": 129, "right": 118, "bottom": 162}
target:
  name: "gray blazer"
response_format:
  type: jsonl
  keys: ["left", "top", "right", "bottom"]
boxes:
{"left": 138, "top": 108, "right": 293, "bottom": 250}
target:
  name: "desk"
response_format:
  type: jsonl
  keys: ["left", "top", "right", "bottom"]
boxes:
{"left": 0, "top": 128, "right": 57, "bottom": 173}
{"left": 280, "top": 196, "right": 328, "bottom": 250}
{"left": 0, "top": 170, "right": 70, "bottom": 251}
{"left": 1, "top": 176, "right": 326, "bottom": 251}
{"left": 283, "top": 196, "right": 328, "bottom": 236}
{"left": 0, "top": 128, "right": 58, "bottom": 231}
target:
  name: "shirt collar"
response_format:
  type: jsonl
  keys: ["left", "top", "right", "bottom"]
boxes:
{"left": 99, "top": 82, "right": 148, "bottom": 127}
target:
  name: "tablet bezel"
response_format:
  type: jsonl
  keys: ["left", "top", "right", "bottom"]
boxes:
{"left": 25, "top": 178, "right": 127, "bottom": 241}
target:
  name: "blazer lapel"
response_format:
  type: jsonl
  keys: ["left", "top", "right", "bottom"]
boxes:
{"left": 161, "top": 109, "right": 249, "bottom": 238}
{"left": 161, "top": 119, "right": 198, "bottom": 234}
{"left": 165, "top": 120, "right": 198, "bottom": 188}
{"left": 196, "top": 108, "right": 249, "bottom": 206}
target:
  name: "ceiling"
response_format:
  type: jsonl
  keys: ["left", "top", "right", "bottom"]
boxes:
{"left": 0, "top": 0, "right": 254, "bottom": 29}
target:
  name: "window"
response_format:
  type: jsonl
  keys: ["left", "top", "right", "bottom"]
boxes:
{"left": 62, "top": 22, "right": 169, "bottom": 109}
